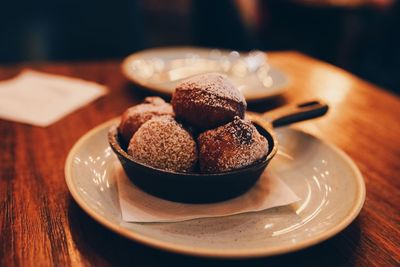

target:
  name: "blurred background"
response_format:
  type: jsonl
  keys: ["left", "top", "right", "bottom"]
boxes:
{"left": 1, "top": 0, "right": 399, "bottom": 93}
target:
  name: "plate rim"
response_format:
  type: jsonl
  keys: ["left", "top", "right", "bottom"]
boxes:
{"left": 121, "top": 46, "right": 290, "bottom": 102}
{"left": 65, "top": 118, "right": 366, "bottom": 259}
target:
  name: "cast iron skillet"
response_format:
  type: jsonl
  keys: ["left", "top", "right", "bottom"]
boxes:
{"left": 108, "top": 100, "right": 328, "bottom": 203}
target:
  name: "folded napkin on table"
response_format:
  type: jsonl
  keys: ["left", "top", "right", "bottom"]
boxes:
{"left": 0, "top": 69, "right": 107, "bottom": 127}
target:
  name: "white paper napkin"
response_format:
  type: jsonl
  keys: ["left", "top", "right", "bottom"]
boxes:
{"left": 0, "top": 69, "right": 107, "bottom": 126}
{"left": 115, "top": 163, "right": 300, "bottom": 223}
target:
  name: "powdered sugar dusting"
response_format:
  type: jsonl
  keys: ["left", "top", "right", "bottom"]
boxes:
{"left": 176, "top": 73, "right": 246, "bottom": 108}
{"left": 119, "top": 97, "right": 173, "bottom": 141}
{"left": 125, "top": 97, "right": 173, "bottom": 117}
{"left": 198, "top": 117, "right": 269, "bottom": 172}
{"left": 128, "top": 116, "right": 198, "bottom": 172}
{"left": 143, "top": 96, "right": 167, "bottom": 105}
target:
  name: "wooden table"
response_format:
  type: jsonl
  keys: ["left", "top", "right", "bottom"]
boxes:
{"left": 0, "top": 52, "right": 399, "bottom": 267}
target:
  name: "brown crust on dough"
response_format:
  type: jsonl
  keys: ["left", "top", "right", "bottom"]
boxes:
{"left": 172, "top": 73, "right": 246, "bottom": 130}
{"left": 119, "top": 97, "right": 173, "bottom": 142}
{"left": 198, "top": 117, "right": 268, "bottom": 173}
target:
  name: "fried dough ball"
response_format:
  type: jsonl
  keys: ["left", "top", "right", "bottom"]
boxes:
{"left": 128, "top": 116, "right": 198, "bottom": 172}
{"left": 119, "top": 97, "right": 173, "bottom": 142}
{"left": 172, "top": 73, "right": 246, "bottom": 130}
{"left": 198, "top": 116, "right": 268, "bottom": 173}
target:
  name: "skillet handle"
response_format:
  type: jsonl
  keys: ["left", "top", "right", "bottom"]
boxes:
{"left": 264, "top": 100, "right": 329, "bottom": 128}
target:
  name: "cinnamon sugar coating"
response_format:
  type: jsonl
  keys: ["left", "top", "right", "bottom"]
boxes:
{"left": 128, "top": 116, "right": 198, "bottom": 172}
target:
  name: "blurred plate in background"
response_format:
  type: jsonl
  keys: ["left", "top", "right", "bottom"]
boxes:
{"left": 122, "top": 47, "right": 289, "bottom": 102}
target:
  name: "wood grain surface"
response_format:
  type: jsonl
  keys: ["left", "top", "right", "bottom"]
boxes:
{"left": 0, "top": 52, "right": 399, "bottom": 267}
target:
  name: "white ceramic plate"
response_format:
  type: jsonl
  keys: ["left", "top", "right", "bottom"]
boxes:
{"left": 121, "top": 47, "right": 289, "bottom": 102}
{"left": 65, "top": 119, "right": 365, "bottom": 258}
